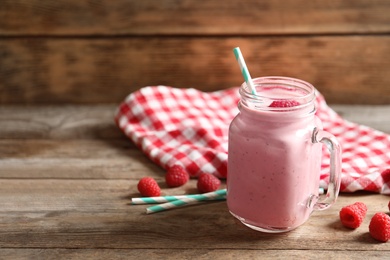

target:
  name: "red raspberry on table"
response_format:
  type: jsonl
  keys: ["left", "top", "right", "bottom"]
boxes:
{"left": 197, "top": 173, "right": 221, "bottom": 193}
{"left": 339, "top": 202, "right": 367, "bottom": 229}
{"left": 165, "top": 165, "right": 189, "bottom": 187}
{"left": 137, "top": 177, "right": 161, "bottom": 197}
{"left": 381, "top": 168, "right": 390, "bottom": 183}
{"left": 269, "top": 100, "right": 300, "bottom": 108}
{"left": 369, "top": 212, "right": 390, "bottom": 242}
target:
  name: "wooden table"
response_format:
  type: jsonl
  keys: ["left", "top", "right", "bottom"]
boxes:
{"left": 1, "top": 104, "right": 389, "bottom": 259}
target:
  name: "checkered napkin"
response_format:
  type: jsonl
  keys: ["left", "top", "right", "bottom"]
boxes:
{"left": 115, "top": 86, "right": 390, "bottom": 194}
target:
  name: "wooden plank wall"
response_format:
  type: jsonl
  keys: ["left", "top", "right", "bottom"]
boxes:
{"left": 1, "top": 0, "right": 389, "bottom": 104}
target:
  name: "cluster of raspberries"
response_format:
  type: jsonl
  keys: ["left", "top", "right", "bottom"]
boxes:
{"left": 339, "top": 201, "right": 390, "bottom": 242}
{"left": 137, "top": 165, "right": 221, "bottom": 197}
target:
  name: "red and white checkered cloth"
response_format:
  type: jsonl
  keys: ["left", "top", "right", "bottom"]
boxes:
{"left": 115, "top": 86, "right": 390, "bottom": 194}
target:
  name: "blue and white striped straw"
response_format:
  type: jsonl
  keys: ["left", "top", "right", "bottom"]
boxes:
{"left": 132, "top": 190, "right": 226, "bottom": 205}
{"left": 132, "top": 195, "right": 193, "bottom": 205}
{"left": 145, "top": 189, "right": 227, "bottom": 214}
{"left": 233, "top": 47, "right": 257, "bottom": 95}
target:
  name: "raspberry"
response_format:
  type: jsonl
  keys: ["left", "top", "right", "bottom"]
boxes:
{"left": 339, "top": 202, "right": 367, "bottom": 229}
{"left": 165, "top": 165, "right": 189, "bottom": 187}
{"left": 137, "top": 177, "right": 161, "bottom": 197}
{"left": 197, "top": 173, "right": 221, "bottom": 193}
{"left": 369, "top": 212, "right": 390, "bottom": 242}
{"left": 381, "top": 169, "right": 390, "bottom": 183}
{"left": 269, "top": 100, "right": 300, "bottom": 108}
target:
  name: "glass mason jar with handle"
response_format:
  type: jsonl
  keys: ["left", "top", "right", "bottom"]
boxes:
{"left": 227, "top": 76, "right": 341, "bottom": 233}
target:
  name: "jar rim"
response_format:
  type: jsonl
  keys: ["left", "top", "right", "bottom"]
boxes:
{"left": 239, "top": 76, "right": 316, "bottom": 113}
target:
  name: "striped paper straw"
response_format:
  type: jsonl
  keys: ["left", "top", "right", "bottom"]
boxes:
{"left": 132, "top": 190, "right": 226, "bottom": 205}
{"left": 233, "top": 47, "right": 257, "bottom": 95}
{"left": 145, "top": 189, "right": 227, "bottom": 214}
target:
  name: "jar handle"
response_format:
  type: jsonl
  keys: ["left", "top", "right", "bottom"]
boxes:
{"left": 311, "top": 128, "right": 342, "bottom": 210}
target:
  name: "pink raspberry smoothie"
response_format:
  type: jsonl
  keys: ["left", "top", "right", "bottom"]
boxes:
{"left": 227, "top": 107, "right": 323, "bottom": 231}
{"left": 226, "top": 78, "right": 330, "bottom": 232}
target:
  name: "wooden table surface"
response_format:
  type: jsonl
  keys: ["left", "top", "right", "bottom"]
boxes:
{"left": 1, "top": 104, "right": 389, "bottom": 259}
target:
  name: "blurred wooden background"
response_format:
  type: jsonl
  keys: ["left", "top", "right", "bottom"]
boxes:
{"left": 1, "top": 0, "right": 389, "bottom": 104}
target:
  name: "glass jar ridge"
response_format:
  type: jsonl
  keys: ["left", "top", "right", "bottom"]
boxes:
{"left": 239, "top": 76, "right": 316, "bottom": 114}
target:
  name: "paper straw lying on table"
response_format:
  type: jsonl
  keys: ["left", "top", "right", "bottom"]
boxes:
{"left": 132, "top": 189, "right": 226, "bottom": 205}
{"left": 144, "top": 189, "right": 227, "bottom": 214}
